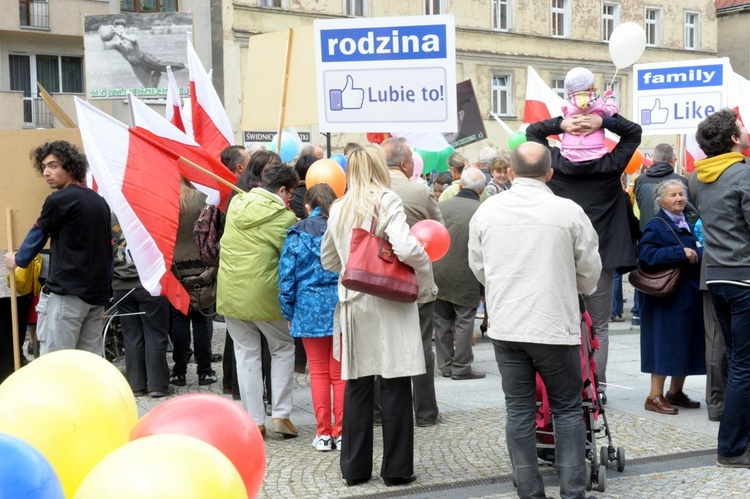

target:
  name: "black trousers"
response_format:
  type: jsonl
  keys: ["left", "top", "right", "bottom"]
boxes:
{"left": 341, "top": 375, "right": 414, "bottom": 481}
{"left": 0, "top": 295, "right": 31, "bottom": 384}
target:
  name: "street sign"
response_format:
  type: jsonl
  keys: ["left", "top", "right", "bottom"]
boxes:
{"left": 314, "top": 15, "right": 457, "bottom": 133}
{"left": 633, "top": 58, "right": 731, "bottom": 135}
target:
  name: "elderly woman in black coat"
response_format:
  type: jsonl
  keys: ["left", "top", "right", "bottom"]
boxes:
{"left": 639, "top": 179, "right": 706, "bottom": 415}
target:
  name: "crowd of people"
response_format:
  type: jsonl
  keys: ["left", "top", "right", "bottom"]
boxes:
{"left": 3, "top": 67, "right": 750, "bottom": 496}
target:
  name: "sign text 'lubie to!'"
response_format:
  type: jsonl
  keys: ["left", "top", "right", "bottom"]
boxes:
{"left": 314, "top": 15, "right": 457, "bottom": 133}
{"left": 633, "top": 58, "right": 731, "bottom": 135}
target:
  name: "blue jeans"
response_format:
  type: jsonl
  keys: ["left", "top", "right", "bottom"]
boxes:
{"left": 708, "top": 283, "right": 750, "bottom": 457}
{"left": 170, "top": 306, "right": 212, "bottom": 376}
{"left": 493, "top": 340, "right": 586, "bottom": 499}
{"left": 611, "top": 272, "right": 623, "bottom": 317}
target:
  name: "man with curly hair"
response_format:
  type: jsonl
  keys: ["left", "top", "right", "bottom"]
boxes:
{"left": 692, "top": 109, "right": 750, "bottom": 468}
{"left": 3, "top": 141, "right": 112, "bottom": 356}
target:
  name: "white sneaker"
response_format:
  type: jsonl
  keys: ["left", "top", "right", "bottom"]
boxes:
{"left": 312, "top": 435, "right": 332, "bottom": 452}
{"left": 333, "top": 436, "right": 342, "bottom": 450}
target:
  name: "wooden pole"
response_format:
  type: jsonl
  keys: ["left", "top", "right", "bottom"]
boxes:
{"left": 275, "top": 29, "right": 294, "bottom": 156}
{"left": 5, "top": 208, "right": 21, "bottom": 371}
{"left": 37, "top": 82, "right": 78, "bottom": 128}
{"left": 177, "top": 156, "right": 244, "bottom": 195}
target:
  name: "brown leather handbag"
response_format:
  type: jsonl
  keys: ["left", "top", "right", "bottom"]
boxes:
{"left": 628, "top": 218, "right": 685, "bottom": 298}
{"left": 341, "top": 205, "right": 419, "bottom": 303}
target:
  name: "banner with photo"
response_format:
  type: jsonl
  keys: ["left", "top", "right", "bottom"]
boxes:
{"left": 84, "top": 12, "right": 192, "bottom": 100}
{"left": 443, "top": 79, "right": 487, "bottom": 149}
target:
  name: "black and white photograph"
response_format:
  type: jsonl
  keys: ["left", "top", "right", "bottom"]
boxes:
{"left": 443, "top": 79, "right": 487, "bottom": 149}
{"left": 84, "top": 12, "right": 192, "bottom": 100}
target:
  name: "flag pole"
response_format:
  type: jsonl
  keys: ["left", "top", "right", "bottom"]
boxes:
{"left": 128, "top": 126, "right": 243, "bottom": 195}
{"left": 37, "top": 82, "right": 78, "bottom": 128}
{"left": 5, "top": 208, "right": 21, "bottom": 371}
{"left": 276, "top": 29, "right": 294, "bottom": 155}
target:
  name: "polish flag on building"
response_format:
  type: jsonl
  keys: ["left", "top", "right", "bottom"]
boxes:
{"left": 165, "top": 65, "right": 186, "bottom": 133}
{"left": 128, "top": 93, "right": 237, "bottom": 210}
{"left": 187, "top": 34, "right": 233, "bottom": 158}
{"left": 74, "top": 97, "right": 190, "bottom": 313}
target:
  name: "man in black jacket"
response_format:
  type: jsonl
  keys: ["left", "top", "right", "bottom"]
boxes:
{"left": 526, "top": 113, "right": 642, "bottom": 403}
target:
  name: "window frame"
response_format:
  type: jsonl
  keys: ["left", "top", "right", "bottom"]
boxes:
{"left": 551, "top": 0, "right": 570, "bottom": 39}
{"left": 644, "top": 7, "right": 661, "bottom": 47}
{"left": 345, "top": 0, "right": 367, "bottom": 17}
{"left": 602, "top": 1, "right": 619, "bottom": 42}
{"left": 492, "top": 0, "right": 511, "bottom": 32}
{"left": 120, "top": 0, "right": 178, "bottom": 12}
{"left": 491, "top": 73, "right": 514, "bottom": 117}
{"left": 551, "top": 77, "right": 566, "bottom": 100}
{"left": 684, "top": 11, "right": 699, "bottom": 51}
{"left": 424, "top": 0, "right": 447, "bottom": 15}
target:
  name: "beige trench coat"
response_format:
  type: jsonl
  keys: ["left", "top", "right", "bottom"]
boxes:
{"left": 321, "top": 190, "right": 429, "bottom": 380}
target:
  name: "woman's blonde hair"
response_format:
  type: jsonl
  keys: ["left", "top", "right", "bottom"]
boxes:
{"left": 335, "top": 144, "right": 391, "bottom": 233}
{"left": 448, "top": 151, "right": 469, "bottom": 172}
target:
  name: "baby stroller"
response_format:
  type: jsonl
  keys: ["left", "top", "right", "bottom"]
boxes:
{"left": 533, "top": 296, "right": 625, "bottom": 492}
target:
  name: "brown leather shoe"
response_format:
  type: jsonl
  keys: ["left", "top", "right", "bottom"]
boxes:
{"left": 665, "top": 391, "right": 701, "bottom": 408}
{"left": 645, "top": 395, "right": 678, "bottom": 415}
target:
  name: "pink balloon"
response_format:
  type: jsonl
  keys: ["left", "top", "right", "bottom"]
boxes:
{"left": 410, "top": 150, "right": 424, "bottom": 182}
{"left": 131, "top": 394, "right": 265, "bottom": 498}
{"left": 410, "top": 220, "right": 450, "bottom": 262}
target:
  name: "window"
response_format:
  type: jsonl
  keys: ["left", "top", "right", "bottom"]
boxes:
{"left": 605, "top": 76, "right": 621, "bottom": 101}
{"left": 551, "top": 0, "right": 570, "bottom": 38}
{"left": 18, "top": 0, "right": 49, "bottom": 29}
{"left": 685, "top": 12, "right": 698, "bottom": 50}
{"left": 491, "top": 74, "right": 513, "bottom": 116}
{"left": 602, "top": 2, "right": 619, "bottom": 42}
{"left": 346, "top": 0, "right": 366, "bottom": 16}
{"left": 425, "top": 0, "right": 445, "bottom": 15}
{"left": 120, "top": 0, "right": 177, "bottom": 12}
{"left": 552, "top": 77, "right": 566, "bottom": 100}
{"left": 8, "top": 54, "right": 81, "bottom": 127}
{"left": 492, "top": 0, "right": 511, "bottom": 32}
{"left": 645, "top": 7, "right": 661, "bottom": 47}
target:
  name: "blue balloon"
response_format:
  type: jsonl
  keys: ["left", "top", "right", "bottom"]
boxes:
{"left": 0, "top": 433, "right": 64, "bottom": 499}
{"left": 330, "top": 153, "right": 347, "bottom": 172}
{"left": 267, "top": 131, "right": 301, "bottom": 163}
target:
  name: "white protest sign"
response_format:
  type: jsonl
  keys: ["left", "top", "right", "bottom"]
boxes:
{"left": 314, "top": 15, "right": 457, "bottom": 133}
{"left": 633, "top": 58, "right": 732, "bottom": 135}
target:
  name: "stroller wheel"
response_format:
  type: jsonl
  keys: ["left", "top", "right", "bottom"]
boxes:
{"left": 595, "top": 465, "right": 607, "bottom": 492}
{"left": 600, "top": 446, "right": 609, "bottom": 468}
{"left": 616, "top": 446, "right": 626, "bottom": 472}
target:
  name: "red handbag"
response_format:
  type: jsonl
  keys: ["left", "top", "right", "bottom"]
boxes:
{"left": 341, "top": 205, "right": 419, "bottom": 303}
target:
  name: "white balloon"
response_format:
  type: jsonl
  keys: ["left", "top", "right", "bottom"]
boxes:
{"left": 609, "top": 22, "right": 647, "bottom": 69}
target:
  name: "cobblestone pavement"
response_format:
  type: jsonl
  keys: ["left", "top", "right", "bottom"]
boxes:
{"left": 118, "top": 284, "right": 748, "bottom": 498}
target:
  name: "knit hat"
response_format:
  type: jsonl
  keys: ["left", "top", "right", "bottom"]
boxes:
{"left": 564, "top": 67, "right": 595, "bottom": 95}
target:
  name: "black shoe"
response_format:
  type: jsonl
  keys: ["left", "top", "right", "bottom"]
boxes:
{"left": 631, "top": 316, "right": 640, "bottom": 326}
{"left": 416, "top": 413, "right": 443, "bottom": 427}
{"left": 210, "top": 353, "right": 222, "bottom": 363}
{"left": 441, "top": 371, "right": 451, "bottom": 378}
{"left": 451, "top": 370, "right": 486, "bottom": 380}
{"left": 198, "top": 371, "right": 218, "bottom": 385}
{"left": 383, "top": 475, "right": 416, "bottom": 486}
{"left": 132, "top": 388, "right": 147, "bottom": 397}
{"left": 345, "top": 476, "right": 372, "bottom": 487}
{"left": 149, "top": 386, "right": 175, "bottom": 398}
{"left": 170, "top": 373, "right": 186, "bottom": 386}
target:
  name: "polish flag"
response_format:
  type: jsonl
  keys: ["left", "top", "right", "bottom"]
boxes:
{"left": 187, "top": 34, "right": 233, "bottom": 159}
{"left": 128, "top": 93, "right": 237, "bottom": 210}
{"left": 74, "top": 97, "right": 190, "bottom": 313}
{"left": 165, "top": 65, "right": 186, "bottom": 133}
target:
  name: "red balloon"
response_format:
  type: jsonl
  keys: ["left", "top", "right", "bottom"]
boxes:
{"left": 625, "top": 149, "right": 644, "bottom": 174}
{"left": 307, "top": 159, "right": 347, "bottom": 198}
{"left": 366, "top": 132, "right": 390, "bottom": 144}
{"left": 130, "top": 394, "right": 265, "bottom": 498}
{"left": 410, "top": 220, "right": 450, "bottom": 262}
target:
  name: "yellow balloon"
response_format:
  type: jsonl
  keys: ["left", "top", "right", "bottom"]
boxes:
{"left": 74, "top": 434, "right": 248, "bottom": 499}
{"left": 0, "top": 350, "right": 138, "bottom": 498}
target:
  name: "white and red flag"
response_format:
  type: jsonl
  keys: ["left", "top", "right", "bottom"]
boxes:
{"left": 128, "top": 93, "right": 237, "bottom": 209}
{"left": 165, "top": 65, "right": 187, "bottom": 133}
{"left": 523, "top": 66, "right": 565, "bottom": 125}
{"left": 74, "top": 97, "right": 190, "bottom": 313}
{"left": 187, "top": 34, "right": 233, "bottom": 158}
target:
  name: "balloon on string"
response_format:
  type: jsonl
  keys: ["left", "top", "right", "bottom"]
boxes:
{"left": 366, "top": 132, "right": 390, "bottom": 144}
{"left": 436, "top": 146, "right": 455, "bottom": 173}
{"left": 508, "top": 130, "right": 527, "bottom": 150}
{"left": 609, "top": 22, "right": 646, "bottom": 69}
{"left": 73, "top": 435, "right": 246, "bottom": 499}
{"left": 625, "top": 149, "right": 644, "bottom": 174}
{"left": 0, "top": 433, "right": 64, "bottom": 499}
{"left": 0, "top": 350, "right": 138, "bottom": 498}
{"left": 415, "top": 148, "right": 439, "bottom": 173}
{"left": 306, "top": 159, "right": 347, "bottom": 197}
{"left": 131, "top": 394, "right": 265, "bottom": 498}
{"left": 329, "top": 153, "right": 347, "bottom": 171}
{"left": 410, "top": 220, "right": 451, "bottom": 262}
{"left": 267, "top": 131, "right": 302, "bottom": 163}
{"left": 410, "top": 150, "right": 424, "bottom": 181}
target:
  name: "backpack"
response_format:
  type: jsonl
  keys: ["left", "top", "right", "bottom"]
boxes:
{"left": 193, "top": 204, "right": 222, "bottom": 267}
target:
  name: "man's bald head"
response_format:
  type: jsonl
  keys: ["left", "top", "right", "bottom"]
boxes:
{"left": 510, "top": 142, "right": 551, "bottom": 179}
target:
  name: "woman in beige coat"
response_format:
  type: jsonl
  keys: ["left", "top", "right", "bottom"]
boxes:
{"left": 321, "top": 144, "right": 430, "bottom": 488}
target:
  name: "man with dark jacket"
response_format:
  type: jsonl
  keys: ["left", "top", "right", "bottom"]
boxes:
{"left": 433, "top": 167, "right": 486, "bottom": 380}
{"left": 692, "top": 109, "right": 750, "bottom": 468}
{"left": 526, "top": 113, "right": 642, "bottom": 403}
